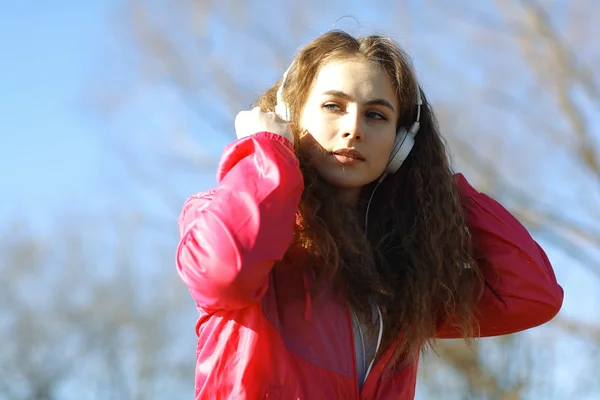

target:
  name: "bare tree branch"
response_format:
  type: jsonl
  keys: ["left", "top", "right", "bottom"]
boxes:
{"left": 495, "top": 0, "right": 600, "bottom": 179}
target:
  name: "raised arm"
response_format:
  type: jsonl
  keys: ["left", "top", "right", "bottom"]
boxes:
{"left": 176, "top": 131, "right": 303, "bottom": 311}
{"left": 436, "top": 174, "right": 564, "bottom": 338}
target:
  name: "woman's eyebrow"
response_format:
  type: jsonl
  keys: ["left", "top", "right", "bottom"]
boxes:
{"left": 322, "top": 90, "right": 395, "bottom": 112}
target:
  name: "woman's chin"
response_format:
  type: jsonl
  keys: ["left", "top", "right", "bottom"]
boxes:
{"left": 318, "top": 175, "right": 373, "bottom": 203}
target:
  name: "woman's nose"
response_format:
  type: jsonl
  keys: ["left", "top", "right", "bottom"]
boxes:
{"left": 340, "top": 112, "right": 362, "bottom": 140}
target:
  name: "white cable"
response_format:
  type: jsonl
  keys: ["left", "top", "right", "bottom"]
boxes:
{"left": 361, "top": 179, "right": 385, "bottom": 384}
{"left": 363, "top": 304, "right": 383, "bottom": 383}
{"left": 364, "top": 304, "right": 384, "bottom": 382}
{"left": 364, "top": 174, "right": 386, "bottom": 233}
{"left": 361, "top": 173, "right": 387, "bottom": 383}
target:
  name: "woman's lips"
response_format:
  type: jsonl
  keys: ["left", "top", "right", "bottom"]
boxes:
{"left": 331, "top": 148, "right": 365, "bottom": 164}
{"left": 332, "top": 153, "right": 363, "bottom": 164}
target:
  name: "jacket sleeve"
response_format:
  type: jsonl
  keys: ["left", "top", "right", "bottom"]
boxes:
{"left": 436, "top": 173, "right": 564, "bottom": 338}
{"left": 175, "top": 132, "right": 304, "bottom": 311}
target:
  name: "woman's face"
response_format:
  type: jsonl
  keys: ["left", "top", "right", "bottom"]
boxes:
{"left": 299, "top": 57, "right": 398, "bottom": 203}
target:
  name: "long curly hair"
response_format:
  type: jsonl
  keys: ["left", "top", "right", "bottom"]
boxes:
{"left": 253, "top": 30, "right": 484, "bottom": 363}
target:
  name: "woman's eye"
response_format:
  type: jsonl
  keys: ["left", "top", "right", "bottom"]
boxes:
{"left": 323, "top": 103, "right": 342, "bottom": 112}
{"left": 367, "top": 111, "right": 386, "bottom": 120}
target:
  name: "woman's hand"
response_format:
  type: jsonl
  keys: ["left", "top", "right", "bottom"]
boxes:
{"left": 235, "top": 107, "right": 294, "bottom": 144}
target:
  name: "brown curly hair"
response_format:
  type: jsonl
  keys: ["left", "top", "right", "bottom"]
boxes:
{"left": 254, "top": 30, "right": 484, "bottom": 363}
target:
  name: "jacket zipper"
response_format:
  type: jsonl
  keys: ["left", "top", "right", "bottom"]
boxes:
{"left": 346, "top": 306, "right": 361, "bottom": 398}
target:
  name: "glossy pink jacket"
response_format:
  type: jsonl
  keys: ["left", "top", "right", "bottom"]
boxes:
{"left": 176, "top": 132, "right": 564, "bottom": 399}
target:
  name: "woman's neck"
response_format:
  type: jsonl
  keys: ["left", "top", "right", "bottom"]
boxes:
{"left": 337, "top": 187, "right": 361, "bottom": 207}
{"left": 336, "top": 187, "right": 371, "bottom": 231}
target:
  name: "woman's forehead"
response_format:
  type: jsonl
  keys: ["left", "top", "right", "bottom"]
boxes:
{"left": 310, "top": 58, "right": 397, "bottom": 104}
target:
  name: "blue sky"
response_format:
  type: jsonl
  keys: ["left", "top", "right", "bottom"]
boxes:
{"left": 0, "top": 1, "right": 121, "bottom": 231}
{"left": 0, "top": 1, "right": 500, "bottom": 230}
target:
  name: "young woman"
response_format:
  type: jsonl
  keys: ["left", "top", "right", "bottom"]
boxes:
{"left": 176, "top": 30, "right": 563, "bottom": 399}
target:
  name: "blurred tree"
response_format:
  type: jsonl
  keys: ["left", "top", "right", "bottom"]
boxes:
{"left": 0, "top": 219, "right": 195, "bottom": 400}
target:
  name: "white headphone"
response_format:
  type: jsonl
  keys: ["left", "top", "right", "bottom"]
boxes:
{"left": 275, "top": 65, "right": 293, "bottom": 122}
{"left": 275, "top": 61, "right": 423, "bottom": 175}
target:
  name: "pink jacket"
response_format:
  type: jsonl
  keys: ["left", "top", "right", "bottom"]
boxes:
{"left": 176, "top": 132, "right": 563, "bottom": 399}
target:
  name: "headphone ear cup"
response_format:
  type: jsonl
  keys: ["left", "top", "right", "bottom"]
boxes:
{"left": 386, "top": 128, "right": 414, "bottom": 174}
{"left": 275, "top": 102, "right": 290, "bottom": 121}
